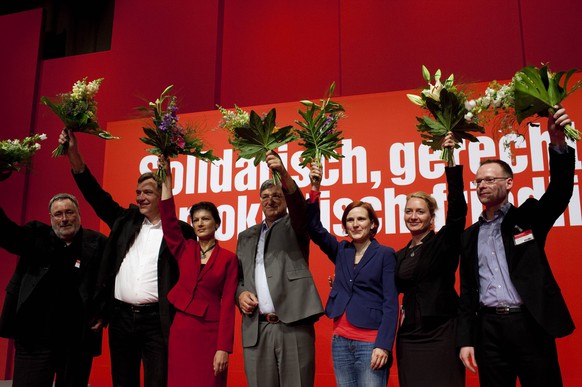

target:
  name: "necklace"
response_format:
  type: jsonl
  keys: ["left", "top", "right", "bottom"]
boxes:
{"left": 409, "top": 243, "right": 422, "bottom": 257}
{"left": 200, "top": 242, "right": 216, "bottom": 259}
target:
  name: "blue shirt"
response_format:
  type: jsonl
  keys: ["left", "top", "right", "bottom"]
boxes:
{"left": 477, "top": 202, "right": 523, "bottom": 307}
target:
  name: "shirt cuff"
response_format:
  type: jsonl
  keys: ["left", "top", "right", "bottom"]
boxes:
{"left": 308, "top": 190, "right": 321, "bottom": 204}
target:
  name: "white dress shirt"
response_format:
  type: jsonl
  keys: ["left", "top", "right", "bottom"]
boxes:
{"left": 114, "top": 218, "right": 163, "bottom": 304}
{"left": 255, "top": 220, "right": 282, "bottom": 314}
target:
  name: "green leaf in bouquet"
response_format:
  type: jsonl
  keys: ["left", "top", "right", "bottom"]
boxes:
{"left": 231, "top": 108, "right": 296, "bottom": 164}
{"left": 232, "top": 126, "right": 264, "bottom": 155}
{"left": 513, "top": 65, "right": 581, "bottom": 141}
{"left": 417, "top": 116, "right": 446, "bottom": 135}
{"left": 295, "top": 83, "right": 345, "bottom": 167}
{"left": 227, "top": 107, "right": 295, "bottom": 185}
{"left": 513, "top": 65, "right": 556, "bottom": 122}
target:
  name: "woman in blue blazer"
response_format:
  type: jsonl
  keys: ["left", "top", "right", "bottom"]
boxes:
{"left": 306, "top": 166, "right": 398, "bottom": 387}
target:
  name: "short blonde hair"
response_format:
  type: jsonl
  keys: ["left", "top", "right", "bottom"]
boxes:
{"left": 405, "top": 191, "right": 438, "bottom": 217}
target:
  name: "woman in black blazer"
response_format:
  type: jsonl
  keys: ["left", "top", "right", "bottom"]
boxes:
{"left": 395, "top": 134, "right": 466, "bottom": 387}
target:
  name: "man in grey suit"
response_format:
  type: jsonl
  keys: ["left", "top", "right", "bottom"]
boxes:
{"left": 236, "top": 151, "right": 324, "bottom": 387}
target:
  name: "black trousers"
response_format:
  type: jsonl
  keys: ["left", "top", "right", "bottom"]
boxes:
{"left": 13, "top": 339, "right": 93, "bottom": 387}
{"left": 108, "top": 302, "right": 167, "bottom": 387}
{"left": 475, "top": 310, "right": 562, "bottom": 387}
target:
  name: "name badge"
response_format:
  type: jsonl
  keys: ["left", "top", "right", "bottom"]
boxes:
{"left": 75, "top": 259, "right": 81, "bottom": 268}
{"left": 514, "top": 230, "right": 534, "bottom": 245}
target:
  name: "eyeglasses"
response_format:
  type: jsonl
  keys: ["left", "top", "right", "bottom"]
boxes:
{"left": 51, "top": 210, "right": 77, "bottom": 219}
{"left": 471, "top": 177, "right": 510, "bottom": 187}
{"left": 260, "top": 193, "right": 284, "bottom": 202}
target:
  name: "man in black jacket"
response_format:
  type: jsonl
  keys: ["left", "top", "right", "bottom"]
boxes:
{"left": 457, "top": 106, "right": 576, "bottom": 386}
{"left": 0, "top": 193, "right": 107, "bottom": 386}
{"left": 59, "top": 129, "right": 195, "bottom": 387}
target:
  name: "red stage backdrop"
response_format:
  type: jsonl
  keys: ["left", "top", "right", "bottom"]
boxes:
{"left": 101, "top": 78, "right": 582, "bottom": 386}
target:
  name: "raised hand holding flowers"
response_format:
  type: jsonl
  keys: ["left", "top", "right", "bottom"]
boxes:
{"left": 407, "top": 65, "right": 484, "bottom": 165}
{"left": 139, "top": 85, "right": 219, "bottom": 180}
{"left": 511, "top": 64, "right": 581, "bottom": 141}
{"left": 0, "top": 133, "right": 47, "bottom": 181}
{"left": 41, "top": 77, "right": 118, "bottom": 157}
{"left": 218, "top": 105, "right": 296, "bottom": 185}
{"left": 295, "top": 82, "right": 345, "bottom": 180}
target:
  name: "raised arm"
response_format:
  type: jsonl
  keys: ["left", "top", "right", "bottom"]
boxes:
{"left": 305, "top": 164, "right": 340, "bottom": 262}
{"left": 158, "top": 156, "right": 173, "bottom": 201}
{"left": 157, "top": 156, "right": 189, "bottom": 260}
{"left": 59, "top": 129, "right": 85, "bottom": 173}
{"left": 60, "top": 129, "right": 125, "bottom": 227}
{"left": 442, "top": 132, "right": 467, "bottom": 234}
{"left": 265, "top": 151, "right": 308, "bottom": 241}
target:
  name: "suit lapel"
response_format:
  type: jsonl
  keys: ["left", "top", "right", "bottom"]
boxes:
{"left": 242, "top": 224, "right": 262, "bottom": 292}
{"left": 466, "top": 224, "right": 481, "bottom": 281}
{"left": 501, "top": 205, "right": 518, "bottom": 268}
{"left": 353, "top": 240, "right": 378, "bottom": 277}
{"left": 198, "top": 243, "right": 219, "bottom": 280}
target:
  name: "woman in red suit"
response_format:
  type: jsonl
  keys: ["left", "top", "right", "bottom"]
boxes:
{"left": 158, "top": 156, "right": 239, "bottom": 387}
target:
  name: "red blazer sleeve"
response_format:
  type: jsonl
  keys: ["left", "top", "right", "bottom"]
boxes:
{"left": 160, "top": 197, "right": 191, "bottom": 264}
{"left": 216, "top": 249, "right": 239, "bottom": 353}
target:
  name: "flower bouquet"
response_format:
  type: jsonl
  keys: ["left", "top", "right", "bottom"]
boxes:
{"left": 464, "top": 80, "right": 520, "bottom": 153}
{"left": 218, "top": 105, "right": 296, "bottom": 185}
{"left": 138, "top": 85, "right": 219, "bottom": 180}
{"left": 216, "top": 105, "right": 250, "bottom": 132}
{"left": 511, "top": 64, "right": 581, "bottom": 141}
{"left": 295, "top": 82, "right": 345, "bottom": 180}
{"left": 407, "top": 66, "right": 484, "bottom": 165}
{"left": 41, "top": 77, "right": 118, "bottom": 157}
{"left": 0, "top": 133, "right": 47, "bottom": 181}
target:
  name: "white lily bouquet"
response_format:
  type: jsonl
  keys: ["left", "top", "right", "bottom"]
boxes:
{"left": 407, "top": 66, "right": 484, "bottom": 165}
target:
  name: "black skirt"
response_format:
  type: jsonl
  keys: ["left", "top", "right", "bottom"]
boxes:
{"left": 396, "top": 314, "right": 465, "bottom": 387}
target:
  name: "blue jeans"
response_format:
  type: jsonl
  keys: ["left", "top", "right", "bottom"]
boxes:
{"left": 332, "top": 335, "right": 389, "bottom": 387}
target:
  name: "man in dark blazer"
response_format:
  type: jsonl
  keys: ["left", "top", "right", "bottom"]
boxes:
{"left": 457, "top": 106, "right": 576, "bottom": 386}
{"left": 60, "top": 130, "right": 195, "bottom": 387}
{"left": 236, "top": 151, "right": 324, "bottom": 387}
{"left": 0, "top": 193, "right": 107, "bottom": 386}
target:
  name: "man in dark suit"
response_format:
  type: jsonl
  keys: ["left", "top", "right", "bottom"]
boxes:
{"left": 59, "top": 130, "right": 195, "bottom": 387}
{"left": 457, "top": 106, "right": 576, "bottom": 386}
{"left": 236, "top": 151, "right": 324, "bottom": 387}
{"left": 0, "top": 193, "right": 107, "bottom": 387}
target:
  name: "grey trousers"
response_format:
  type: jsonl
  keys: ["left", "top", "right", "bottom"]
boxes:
{"left": 243, "top": 321, "right": 316, "bottom": 387}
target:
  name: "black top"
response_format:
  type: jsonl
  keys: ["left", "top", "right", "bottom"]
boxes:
{"left": 396, "top": 166, "right": 467, "bottom": 322}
